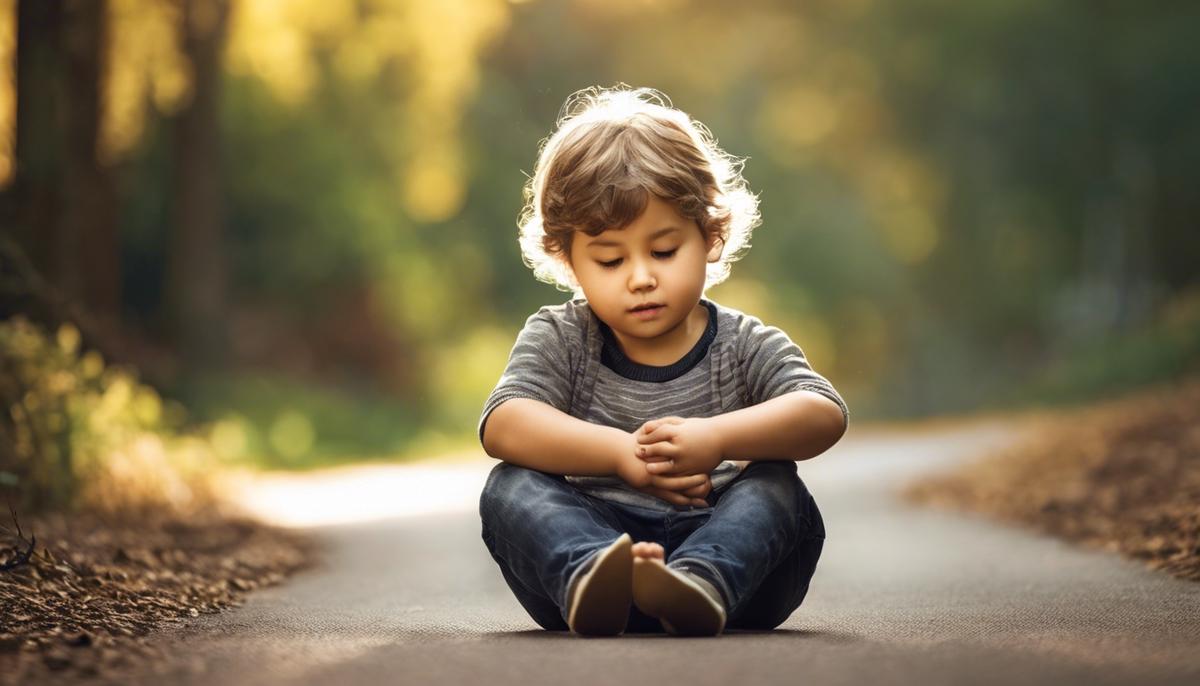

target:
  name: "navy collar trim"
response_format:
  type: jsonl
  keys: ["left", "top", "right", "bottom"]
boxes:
{"left": 596, "top": 299, "right": 718, "bottom": 382}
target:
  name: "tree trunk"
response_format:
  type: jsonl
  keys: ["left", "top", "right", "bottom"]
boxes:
{"left": 11, "top": 0, "right": 63, "bottom": 285}
{"left": 61, "top": 0, "right": 120, "bottom": 320}
{"left": 5, "top": 0, "right": 117, "bottom": 325}
{"left": 165, "top": 0, "right": 230, "bottom": 372}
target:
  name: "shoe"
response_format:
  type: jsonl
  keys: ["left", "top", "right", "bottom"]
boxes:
{"left": 632, "top": 558, "right": 726, "bottom": 636}
{"left": 567, "top": 533, "right": 633, "bottom": 636}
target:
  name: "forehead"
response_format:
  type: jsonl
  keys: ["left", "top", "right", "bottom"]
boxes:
{"left": 586, "top": 226, "right": 681, "bottom": 248}
{"left": 582, "top": 195, "right": 694, "bottom": 248}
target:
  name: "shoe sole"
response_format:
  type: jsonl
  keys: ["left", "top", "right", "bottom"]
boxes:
{"left": 632, "top": 558, "right": 725, "bottom": 636}
{"left": 567, "top": 533, "right": 633, "bottom": 636}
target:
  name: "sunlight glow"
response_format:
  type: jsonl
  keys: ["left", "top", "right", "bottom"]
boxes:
{"left": 103, "top": 0, "right": 191, "bottom": 162}
{"left": 758, "top": 85, "right": 839, "bottom": 151}
{"left": 225, "top": 457, "right": 495, "bottom": 528}
{"left": 0, "top": 0, "right": 14, "bottom": 186}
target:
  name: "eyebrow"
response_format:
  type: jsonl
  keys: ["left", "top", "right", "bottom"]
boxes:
{"left": 587, "top": 226, "right": 681, "bottom": 248}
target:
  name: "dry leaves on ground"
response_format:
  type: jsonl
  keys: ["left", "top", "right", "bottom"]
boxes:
{"left": 905, "top": 378, "right": 1200, "bottom": 582}
{"left": 0, "top": 507, "right": 313, "bottom": 684}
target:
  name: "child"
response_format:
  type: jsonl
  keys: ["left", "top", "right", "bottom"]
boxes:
{"left": 478, "top": 86, "right": 849, "bottom": 637}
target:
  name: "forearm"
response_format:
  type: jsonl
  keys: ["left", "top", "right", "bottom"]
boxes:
{"left": 481, "top": 398, "right": 624, "bottom": 476}
{"left": 708, "top": 390, "right": 846, "bottom": 462}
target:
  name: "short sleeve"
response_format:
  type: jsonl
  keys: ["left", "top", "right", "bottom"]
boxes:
{"left": 736, "top": 314, "right": 849, "bottom": 427}
{"left": 477, "top": 308, "right": 576, "bottom": 445}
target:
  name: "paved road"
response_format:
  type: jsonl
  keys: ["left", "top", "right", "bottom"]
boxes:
{"left": 137, "top": 421, "right": 1200, "bottom": 685}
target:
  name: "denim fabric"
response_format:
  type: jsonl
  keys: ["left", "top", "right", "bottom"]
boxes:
{"left": 478, "top": 460, "right": 825, "bottom": 633}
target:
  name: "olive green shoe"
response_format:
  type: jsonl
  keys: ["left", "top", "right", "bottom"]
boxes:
{"left": 632, "top": 558, "right": 726, "bottom": 636}
{"left": 566, "top": 533, "right": 633, "bottom": 636}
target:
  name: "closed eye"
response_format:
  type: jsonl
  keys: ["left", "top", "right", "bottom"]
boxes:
{"left": 596, "top": 249, "right": 678, "bottom": 270}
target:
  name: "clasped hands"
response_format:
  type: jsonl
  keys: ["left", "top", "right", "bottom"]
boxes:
{"left": 615, "top": 416, "right": 725, "bottom": 508}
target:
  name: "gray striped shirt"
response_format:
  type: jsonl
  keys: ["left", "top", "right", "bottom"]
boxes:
{"left": 478, "top": 297, "right": 849, "bottom": 512}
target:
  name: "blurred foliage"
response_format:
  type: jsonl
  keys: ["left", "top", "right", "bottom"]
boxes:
{"left": 0, "top": 316, "right": 226, "bottom": 512}
{"left": 2, "top": 0, "right": 1199, "bottom": 469}
{"left": 1002, "top": 286, "right": 1200, "bottom": 408}
{"left": 184, "top": 372, "right": 427, "bottom": 470}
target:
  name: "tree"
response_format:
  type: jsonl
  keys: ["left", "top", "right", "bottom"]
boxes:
{"left": 165, "top": 0, "right": 230, "bottom": 372}
{"left": 4, "top": 0, "right": 118, "bottom": 329}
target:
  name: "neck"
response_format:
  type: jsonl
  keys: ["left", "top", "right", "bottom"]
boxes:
{"left": 611, "top": 301, "right": 709, "bottom": 367}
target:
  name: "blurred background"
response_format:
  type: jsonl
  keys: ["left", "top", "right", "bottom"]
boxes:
{"left": 2, "top": 0, "right": 1198, "bottom": 510}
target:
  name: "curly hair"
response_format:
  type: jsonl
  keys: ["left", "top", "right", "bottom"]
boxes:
{"left": 517, "top": 86, "right": 761, "bottom": 294}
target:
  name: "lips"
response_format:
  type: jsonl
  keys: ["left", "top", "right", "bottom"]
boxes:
{"left": 630, "top": 303, "right": 665, "bottom": 312}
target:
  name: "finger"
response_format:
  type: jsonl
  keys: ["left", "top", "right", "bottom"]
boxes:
{"left": 638, "top": 486, "right": 690, "bottom": 507}
{"left": 638, "top": 442, "right": 680, "bottom": 460}
{"left": 650, "top": 473, "right": 707, "bottom": 490}
{"left": 645, "top": 458, "right": 683, "bottom": 475}
{"left": 639, "top": 417, "right": 680, "bottom": 435}
{"left": 683, "top": 481, "right": 712, "bottom": 497}
{"left": 637, "top": 425, "right": 676, "bottom": 445}
{"left": 646, "top": 460, "right": 686, "bottom": 475}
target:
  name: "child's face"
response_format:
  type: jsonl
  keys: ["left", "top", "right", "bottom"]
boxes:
{"left": 565, "top": 195, "right": 722, "bottom": 354}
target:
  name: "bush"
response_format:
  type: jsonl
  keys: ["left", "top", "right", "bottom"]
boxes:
{"left": 0, "top": 316, "right": 224, "bottom": 514}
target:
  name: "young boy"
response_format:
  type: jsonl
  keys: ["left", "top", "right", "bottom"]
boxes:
{"left": 478, "top": 86, "right": 848, "bottom": 637}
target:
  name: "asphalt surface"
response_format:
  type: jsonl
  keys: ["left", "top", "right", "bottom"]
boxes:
{"left": 133, "top": 420, "right": 1200, "bottom": 685}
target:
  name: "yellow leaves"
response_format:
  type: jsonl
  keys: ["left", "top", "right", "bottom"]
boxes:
{"left": 4, "top": 0, "right": 512, "bottom": 217}
{"left": 436, "top": 325, "right": 511, "bottom": 402}
{"left": 132, "top": 387, "right": 163, "bottom": 426}
{"left": 268, "top": 410, "right": 315, "bottom": 461}
{"left": 0, "top": 0, "right": 13, "bottom": 186}
{"left": 90, "top": 375, "right": 132, "bottom": 434}
{"left": 377, "top": 252, "right": 445, "bottom": 341}
{"left": 708, "top": 277, "right": 773, "bottom": 318}
{"left": 80, "top": 351, "right": 105, "bottom": 380}
{"left": 209, "top": 417, "right": 250, "bottom": 460}
{"left": 404, "top": 0, "right": 510, "bottom": 101}
{"left": 226, "top": 0, "right": 512, "bottom": 222}
{"left": 787, "top": 315, "right": 836, "bottom": 371}
{"left": 755, "top": 85, "right": 840, "bottom": 160}
{"left": 400, "top": 145, "right": 465, "bottom": 223}
{"left": 879, "top": 204, "right": 938, "bottom": 265}
{"left": 395, "top": 0, "right": 511, "bottom": 221}
{"left": 427, "top": 324, "right": 512, "bottom": 427}
{"left": 225, "top": 0, "right": 319, "bottom": 105}
{"left": 858, "top": 150, "right": 947, "bottom": 265}
{"left": 79, "top": 433, "right": 201, "bottom": 514}
{"left": 575, "top": 0, "right": 690, "bottom": 16}
{"left": 102, "top": 0, "right": 191, "bottom": 162}
{"left": 2, "top": 315, "right": 225, "bottom": 512}
{"left": 56, "top": 323, "right": 82, "bottom": 356}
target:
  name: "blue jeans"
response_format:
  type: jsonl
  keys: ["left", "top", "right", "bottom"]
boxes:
{"left": 478, "top": 460, "right": 825, "bottom": 633}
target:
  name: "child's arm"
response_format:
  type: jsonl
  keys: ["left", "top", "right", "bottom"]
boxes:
{"left": 705, "top": 389, "right": 845, "bottom": 462}
{"left": 637, "top": 391, "right": 846, "bottom": 477}
{"left": 483, "top": 397, "right": 626, "bottom": 476}
{"left": 484, "top": 398, "right": 711, "bottom": 501}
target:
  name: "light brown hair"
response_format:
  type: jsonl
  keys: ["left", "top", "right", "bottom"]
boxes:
{"left": 518, "top": 86, "right": 761, "bottom": 293}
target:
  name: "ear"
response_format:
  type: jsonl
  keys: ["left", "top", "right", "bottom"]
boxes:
{"left": 705, "top": 233, "right": 726, "bottom": 263}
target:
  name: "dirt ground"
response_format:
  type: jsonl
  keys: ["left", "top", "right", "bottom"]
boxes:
{"left": 905, "top": 377, "right": 1200, "bottom": 582}
{"left": 0, "top": 507, "right": 314, "bottom": 684}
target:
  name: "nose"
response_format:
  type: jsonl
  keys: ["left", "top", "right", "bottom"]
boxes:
{"left": 628, "top": 255, "right": 656, "bottom": 291}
